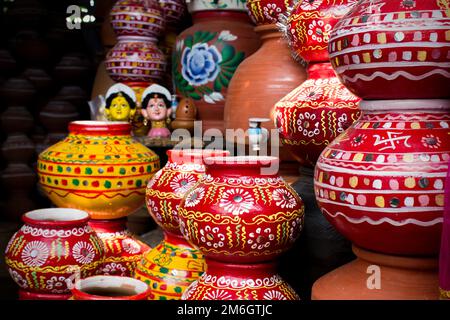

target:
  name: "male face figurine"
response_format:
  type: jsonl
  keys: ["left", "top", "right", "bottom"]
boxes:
{"left": 106, "top": 94, "right": 136, "bottom": 121}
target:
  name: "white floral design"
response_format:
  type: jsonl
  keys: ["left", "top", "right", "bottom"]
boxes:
{"left": 21, "top": 241, "right": 49, "bottom": 267}
{"left": 337, "top": 113, "right": 349, "bottom": 134}
{"left": 248, "top": 227, "right": 275, "bottom": 250}
{"left": 185, "top": 187, "right": 205, "bottom": 207}
{"left": 147, "top": 170, "right": 162, "bottom": 189}
{"left": 218, "top": 30, "right": 237, "bottom": 41}
{"left": 272, "top": 189, "right": 297, "bottom": 209}
{"left": 297, "top": 112, "right": 320, "bottom": 137}
{"left": 263, "top": 290, "right": 287, "bottom": 300}
{"left": 9, "top": 269, "right": 28, "bottom": 288}
{"left": 219, "top": 188, "right": 255, "bottom": 216}
{"left": 204, "top": 289, "right": 233, "bottom": 300}
{"left": 147, "top": 198, "right": 161, "bottom": 221}
{"left": 300, "top": 0, "right": 323, "bottom": 10}
{"left": 102, "top": 262, "right": 127, "bottom": 276}
{"left": 200, "top": 225, "right": 225, "bottom": 248}
{"left": 204, "top": 91, "right": 224, "bottom": 104}
{"left": 307, "top": 19, "right": 332, "bottom": 43}
{"left": 46, "top": 276, "right": 69, "bottom": 293}
{"left": 122, "top": 239, "right": 141, "bottom": 254}
{"left": 298, "top": 86, "right": 323, "bottom": 101}
{"left": 421, "top": 134, "right": 441, "bottom": 149}
{"left": 170, "top": 173, "right": 196, "bottom": 196}
{"left": 263, "top": 3, "right": 282, "bottom": 23}
{"left": 336, "top": 87, "right": 356, "bottom": 101}
{"left": 72, "top": 241, "right": 95, "bottom": 265}
{"left": 289, "top": 217, "right": 304, "bottom": 241}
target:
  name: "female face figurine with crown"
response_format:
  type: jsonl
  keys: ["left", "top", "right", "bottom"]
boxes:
{"left": 104, "top": 83, "right": 137, "bottom": 122}
{"left": 141, "top": 84, "right": 172, "bottom": 138}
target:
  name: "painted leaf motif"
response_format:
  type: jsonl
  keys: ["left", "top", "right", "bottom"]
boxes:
{"left": 184, "top": 35, "right": 193, "bottom": 48}
{"left": 189, "top": 92, "right": 201, "bottom": 100}
{"left": 221, "top": 44, "right": 236, "bottom": 64}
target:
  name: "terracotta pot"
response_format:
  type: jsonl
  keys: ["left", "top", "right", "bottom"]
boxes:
{"left": 328, "top": 0, "right": 450, "bottom": 99}
{"left": 182, "top": 259, "right": 299, "bottom": 300}
{"left": 314, "top": 99, "right": 450, "bottom": 256}
{"left": 312, "top": 245, "right": 439, "bottom": 300}
{"left": 134, "top": 149, "right": 228, "bottom": 300}
{"left": 171, "top": 97, "right": 198, "bottom": 134}
{"left": 246, "top": 0, "right": 296, "bottom": 25}
{"left": 105, "top": 37, "right": 167, "bottom": 83}
{"left": 5, "top": 208, "right": 104, "bottom": 300}
{"left": 53, "top": 53, "right": 91, "bottom": 85}
{"left": 274, "top": 62, "right": 360, "bottom": 167}
{"left": 110, "top": 0, "right": 165, "bottom": 38}
{"left": 71, "top": 275, "right": 150, "bottom": 300}
{"left": 178, "top": 156, "right": 304, "bottom": 263}
{"left": 223, "top": 24, "right": 306, "bottom": 160}
{"left": 173, "top": 10, "right": 260, "bottom": 132}
{"left": 0, "top": 77, "right": 36, "bottom": 107}
{"left": 22, "top": 68, "right": 53, "bottom": 93}
{"left": 37, "top": 121, "right": 160, "bottom": 220}
{"left": 89, "top": 218, "right": 149, "bottom": 277}
{"left": 1, "top": 106, "right": 34, "bottom": 134}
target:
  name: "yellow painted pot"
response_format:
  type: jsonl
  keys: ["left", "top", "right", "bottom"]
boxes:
{"left": 37, "top": 121, "right": 160, "bottom": 220}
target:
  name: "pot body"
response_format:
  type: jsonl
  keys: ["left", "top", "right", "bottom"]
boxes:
{"left": 37, "top": 121, "right": 160, "bottom": 220}
{"left": 328, "top": 0, "right": 450, "bottom": 99}
{"left": 314, "top": 100, "right": 450, "bottom": 255}
{"left": 246, "top": 0, "right": 295, "bottom": 25}
{"left": 5, "top": 209, "right": 104, "bottom": 299}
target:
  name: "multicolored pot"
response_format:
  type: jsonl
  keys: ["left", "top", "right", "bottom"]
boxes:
{"left": 172, "top": 10, "right": 260, "bottom": 132}
{"left": 179, "top": 156, "right": 305, "bottom": 263}
{"left": 71, "top": 275, "right": 151, "bottom": 300}
{"left": 314, "top": 99, "right": 450, "bottom": 256}
{"left": 246, "top": 0, "right": 295, "bottom": 25}
{"left": 5, "top": 208, "right": 104, "bottom": 300}
{"left": 37, "top": 121, "right": 160, "bottom": 220}
{"left": 328, "top": 0, "right": 450, "bottom": 99}
{"left": 283, "top": 0, "right": 356, "bottom": 62}
{"left": 89, "top": 219, "right": 150, "bottom": 277}
{"left": 159, "top": 0, "right": 187, "bottom": 25}
{"left": 178, "top": 156, "right": 304, "bottom": 299}
{"left": 274, "top": 62, "right": 361, "bottom": 167}
{"left": 182, "top": 260, "right": 299, "bottom": 300}
{"left": 110, "top": 0, "right": 165, "bottom": 38}
{"left": 134, "top": 149, "right": 229, "bottom": 300}
{"left": 105, "top": 37, "right": 167, "bottom": 83}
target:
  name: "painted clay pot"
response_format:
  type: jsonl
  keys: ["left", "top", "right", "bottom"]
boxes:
{"left": 5, "top": 208, "right": 104, "bottom": 300}
{"left": 135, "top": 149, "right": 229, "bottom": 300}
{"left": 105, "top": 37, "right": 167, "bottom": 83}
{"left": 37, "top": 121, "right": 160, "bottom": 220}
{"left": 246, "top": 0, "right": 295, "bottom": 25}
{"left": 173, "top": 10, "right": 260, "bottom": 132}
{"left": 178, "top": 156, "right": 304, "bottom": 300}
{"left": 89, "top": 219, "right": 150, "bottom": 277}
{"left": 274, "top": 62, "right": 361, "bottom": 167}
{"left": 71, "top": 275, "right": 151, "bottom": 300}
{"left": 159, "top": 0, "right": 187, "bottom": 25}
{"left": 284, "top": 0, "right": 355, "bottom": 63}
{"left": 182, "top": 260, "right": 299, "bottom": 300}
{"left": 314, "top": 99, "right": 450, "bottom": 256}
{"left": 328, "top": 0, "right": 450, "bottom": 99}
{"left": 110, "top": 0, "right": 165, "bottom": 38}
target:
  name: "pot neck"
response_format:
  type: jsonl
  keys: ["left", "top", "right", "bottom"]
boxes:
{"left": 307, "top": 62, "right": 337, "bottom": 79}
{"left": 205, "top": 258, "right": 278, "bottom": 277}
{"left": 164, "top": 231, "right": 195, "bottom": 249}
{"left": 192, "top": 11, "right": 250, "bottom": 23}
{"left": 117, "top": 35, "right": 157, "bottom": 43}
{"left": 359, "top": 99, "right": 450, "bottom": 113}
{"left": 68, "top": 121, "right": 132, "bottom": 136}
{"left": 167, "top": 149, "right": 230, "bottom": 166}
{"left": 204, "top": 156, "right": 279, "bottom": 178}
{"left": 255, "top": 23, "right": 281, "bottom": 42}
{"left": 88, "top": 218, "right": 127, "bottom": 233}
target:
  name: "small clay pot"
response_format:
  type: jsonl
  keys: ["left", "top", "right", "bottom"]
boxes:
{"left": 0, "top": 77, "right": 36, "bottom": 107}
{"left": 1, "top": 106, "right": 34, "bottom": 134}
{"left": 171, "top": 97, "right": 197, "bottom": 133}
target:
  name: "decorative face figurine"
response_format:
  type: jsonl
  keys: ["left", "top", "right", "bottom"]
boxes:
{"left": 141, "top": 84, "right": 172, "bottom": 138}
{"left": 104, "top": 83, "right": 137, "bottom": 122}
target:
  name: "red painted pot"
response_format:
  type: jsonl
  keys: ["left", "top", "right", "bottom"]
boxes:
{"left": 328, "top": 0, "right": 450, "bottom": 99}
{"left": 89, "top": 218, "right": 150, "bottom": 277}
{"left": 182, "top": 259, "right": 299, "bottom": 300}
{"left": 246, "top": 0, "right": 295, "bottom": 25}
{"left": 178, "top": 156, "right": 305, "bottom": 264}
{"left": 274, "top": 62, "right": 360, "bottom": 167}
{"left": 314, "top": 99, "right": 450, "bottom": 255}
{"left": 284, "top": 0, "right": 355, "bottom": 62}
{"left": 71, "top": 275, "right": 151, "bottom": 300}
{"left": 5, "top": 208, "right": 104, "bottom": 300}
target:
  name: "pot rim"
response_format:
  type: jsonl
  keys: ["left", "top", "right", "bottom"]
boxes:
{"left": 22, "top": 208, "right": 90, "bottom": 227}
{"left": 204, "top": 155, "right": 279, "bottom": 167}
{"left": 167, "top": 148, "right": 230, "bottom": 164}
{"left": 68, "top": 120, "right": 131, "bottom": 135}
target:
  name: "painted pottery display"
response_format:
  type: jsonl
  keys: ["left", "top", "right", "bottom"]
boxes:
{"left": 439, "top": 162, "right": 450, "bottom": 299}
{"left": 37, "top": 121, "right": 160, "bottom": 220}
{"left": 135, "top": 149, "right": 229, "bottom": 300}
{"left": 274, "top": 62, "right": 360, "bottom": 167}
{"left": 105, "top": 37, "right": 167, "bottom": 83}
{"left": 110, "top": 0, "right": 164, "bottom": 38}
{"left": 328, "top": 0, "right": 450, "bottom": 99}
{"left": 314, "top": 99, "right": 450, "bottom": 255}
{"left": 5, "top": 208, "right": 104, "bottom": 300}
{"left": 246, "top": 0, "right": 295, "bottom": 25}
{"left": 312, "top": 245, "right": 439, "bottom": 300}
{"left": 89, "top": 219, "right": 150, "bottom": 277}
{"left": 178, "top": 156, "right": 304, "bottom": 300}
{"left": 173, "top": 8, "right": 260, "bottom": 131}
{"left": 71, "top": 275, "right": 151, "bottom": 300}
{"left": 223, "top": 24, "right": 306, "bottom": 158}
